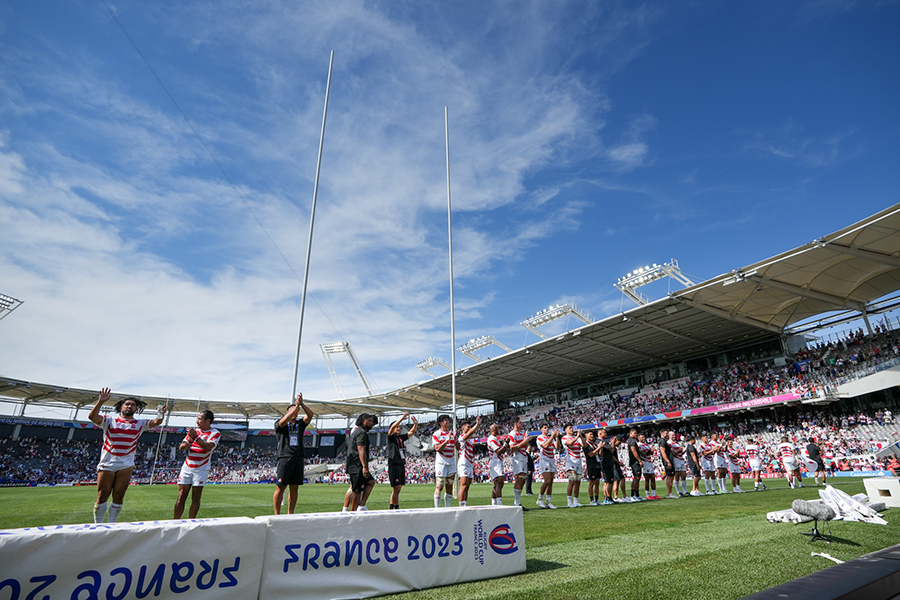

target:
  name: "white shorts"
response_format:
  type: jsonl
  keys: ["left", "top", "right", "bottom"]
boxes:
{"left": 782, "top": 458, "right": 798, "bottom": 472}
{"left": 511, "top": 454, "right": 527, "bottom": 475}
{"left": 457, "top": 459, "right": 474, "bottom": 480}
{"left": 642, "top": 461, "right": 655, "bottom": 475}
{"left": 489, "top": 459, "right": 505, "bottom": 481}
{"left": 97, "top": 452, "right": 136, "bottom": 472}
{"left": 673, "top": 458, "right": 686, "bottom": 472}
{"left": 539, "top": 456, "right": 556, "bottom": 474}
{"left": 435, "top": 460, "right": 456, "bottom": 479}
{"left": 565, "top": 456, "right": 583, "bottom": 475}
{"left": 178, "top": 464, "right": 210, "bottom": 487}
{"left": 727, "top": 463, "right": 742, "bottom": 475}
{"left": 748, "top": 458, "right": 762, "bottom": 472}
{"left": 701, "top": 458, "right": 714, "bottom": 472}
{"left": 714, "top": 455, "right": 727, "bottom": 470}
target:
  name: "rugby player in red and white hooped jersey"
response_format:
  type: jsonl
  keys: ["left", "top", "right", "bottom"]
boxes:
{"left": 88, "top": 387, "right": 167, "bottom": 523}
{"left": 507, "top": 417, "right": 532, "bottom": 509}
{"left": 173, "top": 410, "right": 220, "bottom": 519}
{"left": 710, "top": 433, "right": 729, "bottom": 493}
{"left": 744, "top": 437, "right": 766, "bottom": 491}
{"left": 697, "top": 434, "right": 717, "bottom": 495}
{"left": 456, "top": 415, "right": 481, "bottom": 507}
{"left": 487, "top": 424, "right": 510, "bottom": 505}
{"left": 638, "top": 433, "right": 661, "bottom": 499}
{"left": 777, "top": 436, "right": 804, "bottom": 489}
{"left": 536, "top": 423, "right": 561, "bottom": 508}
{"left": 668, "top": 431, "right": 688, "bottom": 497}
{"left": 432, "top": 415, "right": 458, "bottom": 508}
{"left": 724, "top": 438, "right": 744, "bottom": 492}
{"left": 562, "top": 424, "right": 584, "bottom": 507}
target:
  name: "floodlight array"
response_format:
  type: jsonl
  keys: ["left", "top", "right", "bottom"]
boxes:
{"left": 614, "top": 259, "right": 694, "bottom": 306}
{"left": 0, "top": 293, "right": 22, "bottom": 323}
{"left": 321, "top": 341, "right": 351, "bottom": 354}
{"left": 520, "top": 303, "right": 595, "bottom": 340}
{"left": 457, "top": 335, "right": 512, "bottom": 362}
{"left": 415, "top": 357, "right": 452, "bottom": 378}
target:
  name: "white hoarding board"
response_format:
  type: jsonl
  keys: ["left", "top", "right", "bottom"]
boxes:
{"left": 0, "top": 517, "right": 265, "bottom": 600}
{"left": 257, "top": 506, "right": 526, "bottom": 600}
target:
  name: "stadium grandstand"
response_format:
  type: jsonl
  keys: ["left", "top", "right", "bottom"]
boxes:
{"left": 3, "top": 203, "right": 900, "bottom": 486}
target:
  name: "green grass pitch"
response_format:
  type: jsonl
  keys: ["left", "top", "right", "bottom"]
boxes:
{"left": 1, "top": 480, "right": 896, "bottom": 599}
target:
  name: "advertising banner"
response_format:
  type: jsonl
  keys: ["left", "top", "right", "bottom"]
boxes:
{"left": 0, "top": 517, "right": 266, "bottom": 600}
{"left": 256, "top": 506, "right": 526, "bottom": 600}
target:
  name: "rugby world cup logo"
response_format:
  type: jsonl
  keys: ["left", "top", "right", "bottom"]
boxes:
{"left": 488, "top": 524, "right": 518, "bottom": 555}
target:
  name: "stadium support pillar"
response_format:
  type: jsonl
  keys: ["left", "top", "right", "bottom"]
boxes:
{"left": 12, "top": 423, "right": 20, "bottom": 440}
{"left": 67, "top": 428, "right": 74, "bottom": 441}
{"left": 862, "top": 306, "right": 873, "bottom": 335}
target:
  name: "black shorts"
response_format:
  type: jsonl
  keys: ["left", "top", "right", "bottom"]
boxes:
{"left": 663, "top": 463, "right": 675, "bottom": 478}
{"left": 349, "top": 471, "right": 375, "bottom": 493}
{"left": 612, "top": 464, "right": 624, "bottom": 481}
{"left": 630, "top": 462, "right": 642, "bottom": 479}
{"left": 587, "top": 466, "right": 602, "bottom": 481}
{"left": 814, "top": 460, "right": 825, "bottom": 472}
{"left": 688, "top": 461, "right": 701, "bottom": 478}
{"left": 601, "top": 463, "right": 616, "bottom": 482}
{"left": 276, "top": 456, "right": 304, "bottom": 487}
{"left": 389, "top": 463, "right": 406, "bottom": 487}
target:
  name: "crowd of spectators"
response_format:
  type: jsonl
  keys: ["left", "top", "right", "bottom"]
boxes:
{"left": 483, "top": 326, "right": 900, "bottom": 432}
{"left": 2, "top": 328, "right": 899, "bottom": 485}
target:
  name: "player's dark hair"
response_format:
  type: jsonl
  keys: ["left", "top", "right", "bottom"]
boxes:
{"left": 437, "top": 414, "right": 451, "bottom": 425}
{"left": 356, "top": 413, "right": 370, "bottom": 426}
{"left": 114, "top": 397, "right": 147, "bottom": 414}
{"left": 201, "top": 410, "right": 215, "bottom": 423}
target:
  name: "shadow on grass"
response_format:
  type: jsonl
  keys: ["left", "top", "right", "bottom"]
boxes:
{"left": 526, "top": 558, "right": 568, "bottom": 573}
{"left": 794, "top": 530, "right": 861, "bottom": 547}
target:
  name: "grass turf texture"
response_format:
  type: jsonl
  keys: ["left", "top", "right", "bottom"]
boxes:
{"left": 1, "top": 480, "right": 896, "bottom": 599}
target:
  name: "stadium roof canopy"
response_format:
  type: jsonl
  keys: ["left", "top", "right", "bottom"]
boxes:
{"left": 2, "top": 203, "right": 900, "bottom": 421}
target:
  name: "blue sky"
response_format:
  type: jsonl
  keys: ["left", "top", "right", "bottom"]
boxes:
{"left": 1, "top": 0, "right": 899, "bottom": 412}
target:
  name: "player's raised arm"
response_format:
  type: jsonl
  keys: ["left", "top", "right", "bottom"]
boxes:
{"left": 296, "top": 393, "right": 314, "bottom": 425}
{"left": 460, "top": 416, "right": 480, "bottom": 441}
{"left": 277, "top": 402, "right": 300, "bottom": 428}
{"left": 88, "top": 387, "right": 112, "bottom": 426}
{"left": 148, "top": 403, "right": 167, "bottom": 428}
{"left": 388, "top": 411, "right": 409, "bottom": 436}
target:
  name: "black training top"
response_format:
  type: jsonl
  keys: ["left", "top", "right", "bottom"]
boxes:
{"left": 658, "top": 439, "right": 672, "bottom": 462}
{"left": 806, "top": 443, "right": 823, "bottom": 462}
{"left": 626, "top": 438, "right": 641, "bottom": 464}
{"left": 274, "top": 418, "right": 308, "bottom": 460}
{"left": 347, "top": 426, "right": 370, "bottom": 474}
{"left": 387, "top": 432, "right": 410, "bottom": 465}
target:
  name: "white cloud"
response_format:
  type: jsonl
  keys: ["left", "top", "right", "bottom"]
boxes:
{"left": 605, "top": 113, "right": 657, "bottom": 171}
{"left": 0, "top": 0, "right": 678, "bottom": 414}
{"left": 748, "top": 125, "right": 857, "bottom": 167}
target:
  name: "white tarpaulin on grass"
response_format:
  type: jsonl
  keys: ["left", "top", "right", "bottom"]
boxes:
{"left": 256, "top": 506, "right": 526, "bottom": 600}
{"left": 766, "top": 485, "right": 889, "bottom": 525}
